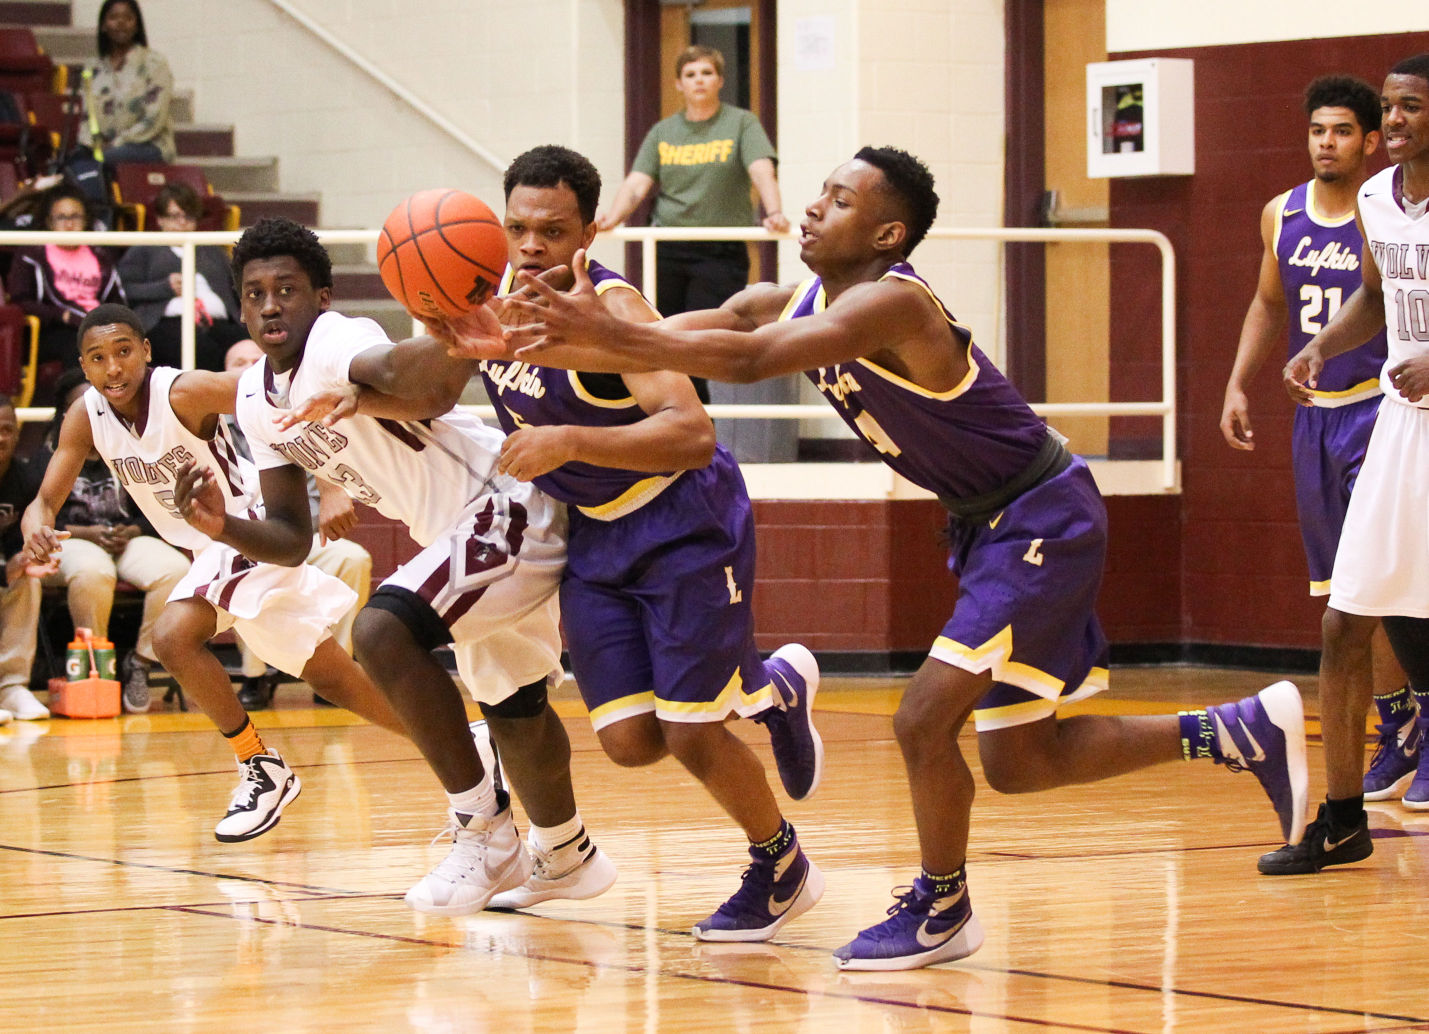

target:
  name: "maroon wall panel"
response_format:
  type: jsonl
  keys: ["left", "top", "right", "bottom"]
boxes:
{"left": 1110, "top": 32, "right": 1429, "bottom": 649}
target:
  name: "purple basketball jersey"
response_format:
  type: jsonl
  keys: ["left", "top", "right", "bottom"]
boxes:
{"left": 1274, "top": 181, "right": 1386, "bottom": 393}
{"left": 484, "top": 260, "right": 677, "bottom": 511}
{"left": 783, "top": 263, "right": 1050, "bottom": 502}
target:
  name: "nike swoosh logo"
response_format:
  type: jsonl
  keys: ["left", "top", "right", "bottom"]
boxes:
{"left": 1322, "top": 832, "right": 1356, "bottom": 853}
{"left": 1283, "top": 208, "right": 1301, "bottom": 216}
{"left": 1237, "top": 718, "right": 1267, "bottom": 763}
{"left": 767, "top": 868, "right": 807, "bottom": 916}
{"left": 243, "top": 392, "right": 258, "bottom": 398}
{"left": 988, "top": 512, "right": 1005, "bottom": 530}
{"left": 913, "top": 887, "right": 969, "bottom": 947}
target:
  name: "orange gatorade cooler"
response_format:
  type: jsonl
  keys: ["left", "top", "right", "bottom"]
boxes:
{"left": 49, "top": 628, "right": 121, "bottom": 718}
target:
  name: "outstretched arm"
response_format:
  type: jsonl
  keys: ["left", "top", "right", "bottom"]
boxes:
{"left": 507, "top": 251, "right": 895, "bottom": 382}
{"left": 1220, "top": 199, "right": 1290, "bottom": 450}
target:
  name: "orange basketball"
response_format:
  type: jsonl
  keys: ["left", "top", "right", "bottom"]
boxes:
{"left": 377, "top": 189, "right": 506, "bottom": 320}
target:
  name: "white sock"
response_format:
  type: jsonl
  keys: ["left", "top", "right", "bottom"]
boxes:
{"left": 529, "top": 812, "right": 586, "bottom": 857}
{"left": 446, "top": 776, "right": 496, "bottom": 821}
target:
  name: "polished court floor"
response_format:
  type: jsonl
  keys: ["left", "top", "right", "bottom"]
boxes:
{"left": 2, "top": 667, "right": 1427, "bottom": 1033}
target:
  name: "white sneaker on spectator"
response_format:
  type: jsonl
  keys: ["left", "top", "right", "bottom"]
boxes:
{"left": 0, "top": 707, "right": 12, "bottom": 725}
{"left": 404, "top": 801, "right": 532, "bottom": 916}
{"left": 0, "top": 685, "right": 50, "bottom": 721}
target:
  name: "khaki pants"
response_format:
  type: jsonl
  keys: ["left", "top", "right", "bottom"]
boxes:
{"left": 44, "top": 536, "right": 190, "bottom": 662}
{"left": 236, "top": 537, "right": 372, "bottom": 678}
{"left": 0, "top": 575, "right": 40, "bottom": 693}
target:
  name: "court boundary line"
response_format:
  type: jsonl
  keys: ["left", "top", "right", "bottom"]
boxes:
{"left": 155, "top": 902, "right": 1429, "bottom": 1027}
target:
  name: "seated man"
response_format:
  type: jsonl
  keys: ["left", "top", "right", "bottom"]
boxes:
{"left": 223, "top": 339, "right": 372, "bottom": 709}
{"left": 39, "top": 368, "right": 190, "bottom": 713}
{"left": 1, "top": 393, "right": 49, "bottom": 721}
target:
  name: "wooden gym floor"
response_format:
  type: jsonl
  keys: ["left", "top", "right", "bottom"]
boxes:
{"left": 1, "top": 666, "right": 1427, "bottom": 1033}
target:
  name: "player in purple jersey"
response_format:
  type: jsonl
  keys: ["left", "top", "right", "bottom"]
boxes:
{"left": 1220, "top": 76, "right": 1418, "bottom": 823}
{"left": 459, "top": 146, "right": 1311, "bottom": 971}
{"left": 292, "top": 145, "right": 825, "bottom": 938}
{"left": 1278, "top": 54, "right": 1429, "bottom": 872}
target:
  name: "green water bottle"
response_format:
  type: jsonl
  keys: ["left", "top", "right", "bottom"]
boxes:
{"left": 66, "top": 627, "right": 95, "bottom": 681}
{"left": 93, "top": 637, "right": 118, "bottom": 682}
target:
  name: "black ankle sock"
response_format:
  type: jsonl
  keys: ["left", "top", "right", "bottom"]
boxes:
{"left": 750, "top": 819, "right": 795, "bottom": 860}
{"left": 1326, "top": 794, "right": 1364, "bottom": 829}
{"left": 920, "top": 866, "right": 967, "bottom": 897}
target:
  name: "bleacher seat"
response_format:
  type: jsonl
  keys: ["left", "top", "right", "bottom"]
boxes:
{"left": 0, "top": 29, "right": 60, "bottom": 96}
{"left": 0, "top": 303, "right": 41, "bottom": 407}
{"left": 110, "top": 162, "right": 240, "bottom": 232}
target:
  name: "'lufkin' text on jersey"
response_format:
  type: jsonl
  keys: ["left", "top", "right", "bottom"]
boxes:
{"left": 1370, "top": 241, "right": 1429, "bottom": 280}
{"left": 1286, "top": 237, "right": 1360, "bottom": 276}
{"left": 478, "top": 360, "right": 547, "bottom": 401}
{"left": 111, "top": 445, "right": 195, "bottom": 489}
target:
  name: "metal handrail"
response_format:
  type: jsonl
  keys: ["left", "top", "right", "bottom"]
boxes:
{"left": 608, "top": 224, "right": 1178, "bottom": 491}
{"left": 260, "top": 0, "right": 506, "bottom": 175}
{"left": 1, "top": 225, "right": 1176, "bottom": 490}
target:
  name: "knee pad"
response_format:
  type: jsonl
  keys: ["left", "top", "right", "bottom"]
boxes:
{"left": 478, "top": 676, "right": 551, "bottom": 720}
{"left": 363, "top": 587, "right": 452, "bottom": 653}
{"left": 1381, "top": 616, "right": 1429, "bottom": 690}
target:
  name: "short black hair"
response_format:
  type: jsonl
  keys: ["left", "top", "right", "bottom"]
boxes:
{"left": 1390, "top": 53, "right": 1429, "bottom": 87}
{"left": 78, "top": 303, "right": 146, "bottom": 346}
{"left": 97, "top": 0, "right": 148, "bottom": 58}
{"left": 44, "top": 182, "right": 91, "bottom": 226}
{"left": 1304, "top": 75, "right": 1382, "bottom": 134}
{"left": 853, "top": 146, "right": 939, "bottom": 256}
{"left": 231, "top": 217, "right": 333, "bottom": 292}
{"left": 504, "top": 145, "right": 603, "bottom": 224}
{"left": 47, "top": 367, "right": 91, "bottom": 445}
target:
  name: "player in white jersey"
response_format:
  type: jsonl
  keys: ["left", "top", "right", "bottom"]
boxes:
{"left": 22, "top": 303, "right": 409, "bottom": 843}
{"left": 1277, "top": 53, "right": 1429, "bottom": 872}
{"left": 173, "top": 218, "right": 610, "bottom": 916}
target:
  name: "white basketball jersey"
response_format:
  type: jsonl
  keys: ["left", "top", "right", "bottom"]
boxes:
{"left": 237, "top": 310, "right": 509, "bottom": 547}
{"left": 1360, "top": 165, "right": 1429, "bottom": 409}
{"left": 85, "top": 365, "right": 259, "bottom": 552}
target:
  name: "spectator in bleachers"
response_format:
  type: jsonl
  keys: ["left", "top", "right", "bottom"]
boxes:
{"left": 38, "top": 368, "right": 189, "bottom": 714}
{"left": 3, "top": 182, "right": 125, "bottom": 402}
{"left": 0, "top": 393, "right": 49, "bottom": 721}
{"left": 116, "top": 182, "right": 245, "bottom": 371}
{"left": 0, "top": 173, "right": 64, "bottom": 231}
{"left": 82, "top": 0, "right": 176, "bottom": 166}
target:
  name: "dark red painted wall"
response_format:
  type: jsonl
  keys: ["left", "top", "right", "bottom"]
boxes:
{"left": 1111, "top": 32, "right": 1429, "bottom": 649}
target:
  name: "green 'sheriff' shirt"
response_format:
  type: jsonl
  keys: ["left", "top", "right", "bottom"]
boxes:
{"left": 632, "top": 104, "right": 776, "bottom": 228}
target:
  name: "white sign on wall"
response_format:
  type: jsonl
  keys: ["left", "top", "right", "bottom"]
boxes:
{"left": 794, "top": 16, "right": 836, "bottom": 72}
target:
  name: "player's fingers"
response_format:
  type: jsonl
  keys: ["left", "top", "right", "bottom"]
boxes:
{"left": 512, "top": 269, "right": 561, "bottom": 301}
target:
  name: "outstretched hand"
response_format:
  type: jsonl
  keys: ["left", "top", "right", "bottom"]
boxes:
{"left": 504, "top": 250, "right": 616, "bottom": 357}
{"left": 420, "top": 303, "right": 513, "bottom": 361}
{"left": 172, "top": 460, "right": 227, "bottom": 538}
{"left": 277, "top": 385, "right": 361, "bottom": 430}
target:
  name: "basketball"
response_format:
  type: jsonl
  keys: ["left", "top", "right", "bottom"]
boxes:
{"left": 377, "top": 189, "right": 506, "bottom": 320}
